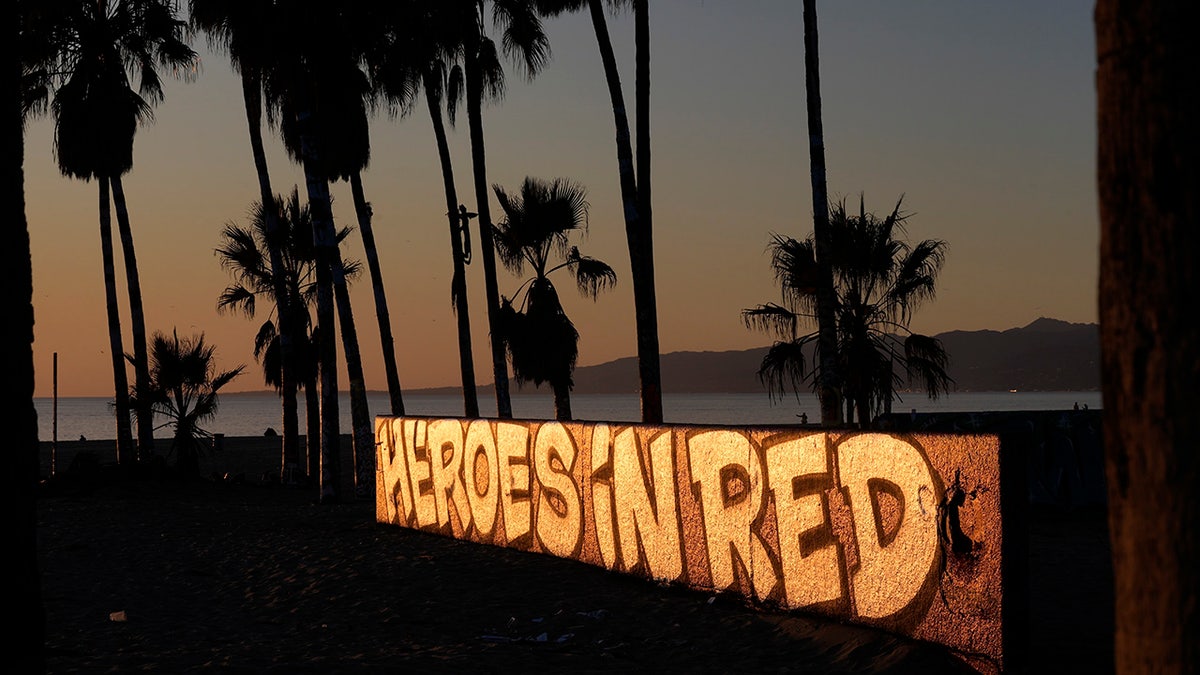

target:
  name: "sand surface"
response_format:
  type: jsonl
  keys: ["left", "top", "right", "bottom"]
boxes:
{"left": 36, "top": 437, "right": 1113, "bottom": 673}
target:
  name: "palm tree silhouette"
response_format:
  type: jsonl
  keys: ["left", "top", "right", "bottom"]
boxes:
{"left": 802, "top": 0, "right": 844, "bottom": 426}
{"left": 455, "top": 0, "right": 550, "bottom": 419}
{"left": 190, "top": 0, "right": 304, "bottom": 480}
{"left": 138, "top": 329, "right": 244, "bottom": 478}
{"left": 743, "top": 196, "right": 952, "bottom": 426}
{"left": 535, "top": 0, "right": 663, "bottom": 423}
{"left": 492, "top": 177, "right": 616, "bottom": 420}
{"left": 216, "top": 187, "right": 360, "bottom": 483}
{"left": 260, "top": 5, "right": 381, "bottom": 501}
{"left": 368, "top": 3, "right": 481, "bottom": 417}
{"left": 30, "top": 0, "right": 196, "bottom": 461}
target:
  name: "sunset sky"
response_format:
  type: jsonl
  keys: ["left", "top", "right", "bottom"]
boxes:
{"left": 24, "top": 1, "right": 1097, "bottom": 399}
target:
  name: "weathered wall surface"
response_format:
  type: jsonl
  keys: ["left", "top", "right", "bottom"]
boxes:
{"left": 376, "top": 418, "right": 1009, "bottom": 672}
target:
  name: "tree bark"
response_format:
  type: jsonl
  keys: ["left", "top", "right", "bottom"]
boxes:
{"left": 1096, "top": 2, "right": 1200, "bottom": 671}
{"left": 425, "top": 76, "right": 479, "bottom": 418}
{"left": 802, "top": 0, "right": 843, "bottom": 426}
{"left": 350, "top": 171, "right": 405, "bottom": 416}
{"left": 110, "top": 175, "right": 156, "bottom": 457}
{"left": 6, "top": 24, "right": 46, "bottom": 665}
{"left": 632, "top": 0, "right": 663, "bottom": 424}
{"left": 464, "top": 43, "right": 513, "bottom": 418}
{"left": 98, "top": 176, "right": 135, "bottom": 462}
{"left": 241, "top": 69, "right": 300, "bottom": 485}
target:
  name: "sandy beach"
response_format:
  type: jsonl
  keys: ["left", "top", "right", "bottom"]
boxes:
{"left": 36, "top": 436, "right": 1113, "bottom": 673}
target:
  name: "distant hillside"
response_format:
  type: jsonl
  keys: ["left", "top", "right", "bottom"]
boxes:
{"left": 415, "top": 317, "right": 1100, "bottom": 395}
{"left": 935, "top": 317, "right": 1099, "bottom": 391}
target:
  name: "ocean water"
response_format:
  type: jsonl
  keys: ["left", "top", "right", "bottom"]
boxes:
{"left": 34, "top": 389, "right": 1102, "bottom": 442}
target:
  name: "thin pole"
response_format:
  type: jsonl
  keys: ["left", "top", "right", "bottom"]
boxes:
{"left": 52, "top": 351, "right": 58, "bottom": 477}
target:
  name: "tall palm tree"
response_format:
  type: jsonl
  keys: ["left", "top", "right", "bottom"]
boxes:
{"left": 216, "top": 187, "right": 359, "bottom": 483}
{"left": 492, "top": 176, "right": 616, "bottom": 420}
{"left": 1096, "top": 3, "right": 1200, "bottom": 671}
{"left": 802, "top": 0, "right": 843, "bottom": 426}
{"left": 743, "top": 196, "right": 951, "bottom": 427}
{"left": 272, "top": 43, "right": 399, "bottom": 497}
{"left": 369, "top": 3, "right": 480, "bottom": 417}
{"left": 261, "top": 4, "right": 379, "bottom": 500}
{"left": 190, "top": 0, "right": 304, "bottom": 484}
{"left": 138, "top": 329, "right": 244, "bottom": 477}
{"left": 454, "top": 0, "right": 550, "bottom": 419}
{"left": 33, "top": 0, "right": 196, "bottom": 461}
{"left": 535, "top": 0, "right": 663, "bottom": 423}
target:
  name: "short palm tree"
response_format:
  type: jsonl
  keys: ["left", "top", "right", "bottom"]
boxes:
{"left": 743, "top": 196, "right": 952, "bottom": 426}
{"left": 140, "top": 329, "right": 244, "bottom": 478}
{"left": 492, "top": 177, "right": 616, "bottom": 420}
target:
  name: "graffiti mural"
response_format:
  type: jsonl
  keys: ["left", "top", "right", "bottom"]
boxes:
{"left": 376, "top": 418, "right": 1008, "bottom": 673}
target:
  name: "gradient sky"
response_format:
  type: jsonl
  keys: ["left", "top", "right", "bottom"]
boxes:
{"left": 24, "top": 0, "right": 1098, "bottom": 398}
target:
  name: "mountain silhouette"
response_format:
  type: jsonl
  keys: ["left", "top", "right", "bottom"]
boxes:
{"left": 414, "top": 318, "right": 1099, "bottom": 395}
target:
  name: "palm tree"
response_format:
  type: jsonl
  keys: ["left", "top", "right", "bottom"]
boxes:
{"left": 454, "top": 0, "right": 550, "bottom": 419}
{"left": 1096, "top": 3, "right": 1200, "bottom": 671}
{"left": 138, "top": 329, "right": 244, "bottom": 478}
{"left": 369, "top": 3, "right": 480, "bottom": 417}
{"left": 32, "top": 0, "right": 196, "bottom": 461}
{"left": 11, "top": 2, "right": 46, "bottom": 667}
{"left": 492, "top": 177, "right": 616, "bottom": 420}
{"left": 743, "top": 195, "right": 951, "bottom": 427}
{"left": 260, "top": 5, "right": 378, "bottom": 501}
{"left": 535, "top": 0, "right": 663, "bottom": 423}
{"left": 216, "top": 187, "right": 359, "bottom": 483}
{"left": 802, "top": 0, "right": 843, "bottom": 426}
{"left": 190, "top": 0, "right": 304, "bottom": 485}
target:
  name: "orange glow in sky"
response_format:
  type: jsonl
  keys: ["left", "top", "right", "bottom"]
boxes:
{"left": 24, "top": 1, "right": 1097, "bottom": 398}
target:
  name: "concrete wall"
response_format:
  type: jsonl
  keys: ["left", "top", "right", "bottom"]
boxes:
{"left": 376, "top": 418, "right": 1014, "bottom": 673}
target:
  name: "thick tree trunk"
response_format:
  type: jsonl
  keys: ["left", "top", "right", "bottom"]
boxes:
{"left": 350, "top": 171, "right": 405, "bottom": 416}
{"left": 333, "top": 250, "right": 375, "bottom": 499}
{"left": 425, "top": 78, "right": 479, "bottom": 418}
{"left": 6, "top": 29, "right": 46, "bottom": 665}
{"left": 98, "top": 176, "right": 134, "bottom": 462}
{"left": 1096, "top": 2, "right": 1200, "bottom": 671}
{"left": 632, "top": 0, "right": 663, "bottom": 424}
{"left": 802, "top": 0, "right": 843, "bottom": 426}
{"left": 464, "top": 46, "right": 512, "bottom": 418}
{"left": 241, "top": 70, "right": 300, "bottom": 485}
{"left": 110, "top": 175, "right": 155, "bottom": 457}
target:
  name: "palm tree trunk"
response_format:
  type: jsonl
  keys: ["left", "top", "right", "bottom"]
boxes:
{"left": 98, "top": 176, "right": 135, "bottom": 463}
{"left": 585, "top": 0, "right": 661, "bottom": 423}
{"left": 632, "top": 0, "right": 663, "bottom": 424}
{"left": 109, "top": 175, "right": 155, "bottom": 458}
{"left": 552, "top": 381, "right": 572, "bottom": 421}
{"left": 7, "top": 30, "right": 45, "bottom": 664}
{"left": 425, "top": 77, "right": 479, "bottom": 418}
{"left": 802, "top": 0, "right": 843, "bottom": 427}
{"left": 1096, "top": 3, "right": 1200, "bottom": 671}
{"left": 349, "top": 171, "right": 405, "bottom": 416}
{"left": 333, "top": 250, "right": 375, "bottom": 499}
{"left": 305, "top": 374, "right": 320, "bottom": 485}
{"left": 297, "top": 111, "right": 343, "bottom": 503}
{"left": 464, "top": 46, "right": 513, "bottom": 419}
{"left": 241, "top": 69, "right": 301, "bottom": 485}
